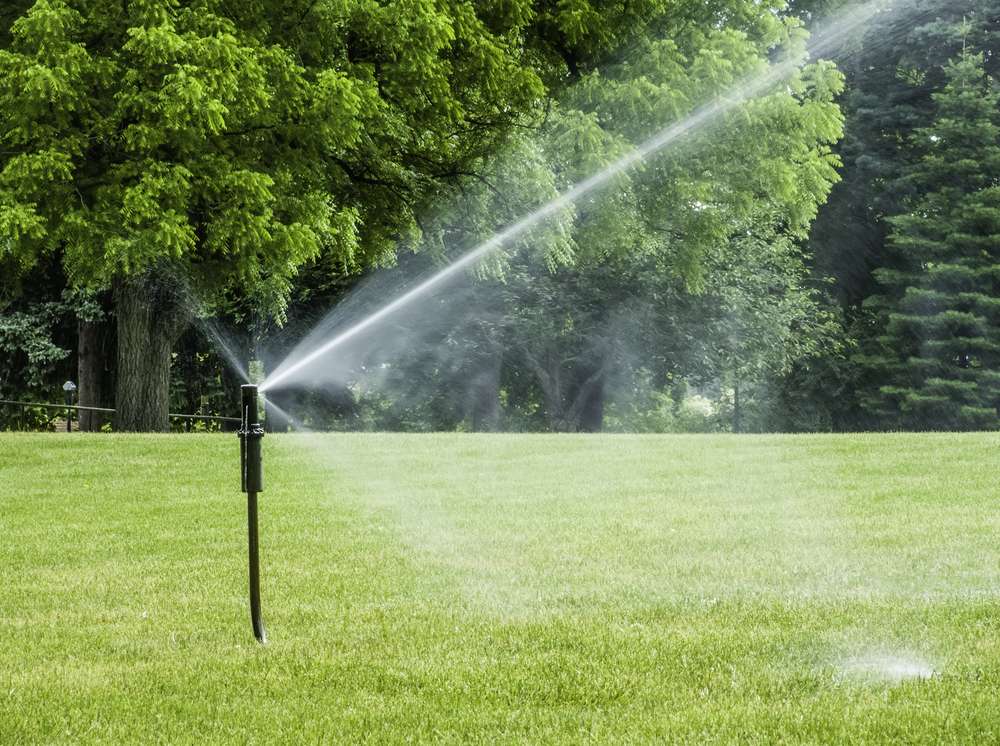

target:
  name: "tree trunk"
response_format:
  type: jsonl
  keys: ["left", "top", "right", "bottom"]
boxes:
{"left": 114, "top": 274, "right": 189, "bottom": 432}
{"left": 523, "top": 347, "right": 608, "bottom": 433}
{"left": 531, "top": 352, "right": 568, "bottom": 432}
{"left": 733, "top": 379, "right": 742, "bottom": 434}
{"left": 77, "top": 319, "right": 104, "bottom": 431}
{"left": 470, "top": 352, "right": 502, "bottom": 432}
{"left": 577, "top": 369, "right": 605, "bottom": 432}
{"left": 559, "top": 358, "right": 608, "bottom": 433}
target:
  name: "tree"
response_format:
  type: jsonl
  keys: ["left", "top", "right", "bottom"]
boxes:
{"left": 0, "top": 257, "right": 106, "bottom": 430}
{"left": 479, "top": 14, "right": 847, "bottom": 432}
{"left": 807, "top": 1, "right": 1000, "bottom": 302}
{"left": 861, "top": 51, "right": 1000, "bottom": 430}
{"left": 315, "top": 5, "right": 848, "bottom": 433}
{"left": 0, "top": 0, "right": 548, "bottom": 429}
{"left": 794, "top": 0, "right": 1000, "bottom": 428}
{"left": 691, "top": 223, "right": 846, "bottom": 432}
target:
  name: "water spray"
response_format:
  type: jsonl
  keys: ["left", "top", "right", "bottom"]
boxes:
{"left": 261, "top": 0, "right": 891, "bottom": 394}
{"left": 238, "top": 383, "right": 267, "bottom": 643}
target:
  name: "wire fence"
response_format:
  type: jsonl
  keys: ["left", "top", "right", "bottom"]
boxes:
{"left": 0, "top": 399, "right": 240, "bottom": 432}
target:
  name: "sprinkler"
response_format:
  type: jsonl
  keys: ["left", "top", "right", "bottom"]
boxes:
{"left": 238, "top": 384, "right": 267, "bottom": 643}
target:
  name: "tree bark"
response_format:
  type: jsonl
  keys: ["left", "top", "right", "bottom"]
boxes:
{"left": 576, "top": 368, "right": 605, "bottom": 433}
{"left": 114, "top": 273, "right": 189, "bottom": 432}
{"left": 559, "top": 354, "right": 609, "bottom": 433}
{"left": 77, "top": 319, "right": 104, "bottom": 431}
{"left": 522, "top": 348, "right": 567, "bottom": 431}
{"left": 469, "top": 352, "right": 502, "bottom": 432}
{"left": 733, "top": 379, "right": 742, "bottom": 434}
{"left": 523, "top": 346, "right": 608, "bottom": 432}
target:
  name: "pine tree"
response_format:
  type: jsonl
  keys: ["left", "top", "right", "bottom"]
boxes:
{"left": 789, "top": 1, "right": 1000, "bottom": 430}
{"left": 865, "top": 51, "right": 1000, "bottom": 429}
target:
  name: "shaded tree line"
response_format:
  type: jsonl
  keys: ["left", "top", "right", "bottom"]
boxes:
{"left": 3, "top": 0, "right": 999, "bottom": 433}
{"left": 782, "top": 0, "right": 1000, "bottom": 431}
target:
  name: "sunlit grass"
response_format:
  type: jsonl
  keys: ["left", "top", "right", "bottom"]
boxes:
{"left": 1, "top": 432, "right": 998, "bottom": 742}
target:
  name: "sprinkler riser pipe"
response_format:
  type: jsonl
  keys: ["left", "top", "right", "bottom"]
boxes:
{"left": 237, "top": 383, "right": 267, "bottom": 644}
{"left": 247, "top": 490, "right": 266, "bottom": 644}
{"left": 239, "top": 385, "right": 265, "bottom": 493}
{"left": 242, "top": 433, "right": 263, "bottom": 493}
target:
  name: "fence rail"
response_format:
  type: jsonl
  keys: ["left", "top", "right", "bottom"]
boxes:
{"left": 0, "top": 399, "right": 240, "bottom": 425}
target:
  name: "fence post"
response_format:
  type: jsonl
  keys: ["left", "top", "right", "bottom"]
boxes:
{"left": 62, "top": 381, "right": 77, "bottom": 433}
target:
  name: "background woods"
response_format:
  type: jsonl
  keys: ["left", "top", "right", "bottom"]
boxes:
{"left": 2, "top": 0, "right": 998, "bottom": 433}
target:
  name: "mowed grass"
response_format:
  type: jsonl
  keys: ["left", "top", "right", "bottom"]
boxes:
{"left": 1, "top": 432, "right": 999, "bottom": 743}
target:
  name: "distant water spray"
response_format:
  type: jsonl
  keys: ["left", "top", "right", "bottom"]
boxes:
{"left": 265, "top": 399, "right": 312, "bottom": 432}
{"left": 261, "top": 0, "right": 896, "bottom": 393}
{"left": 151, "top": 263, "right": 253, "bottom": 383}
{"left": 198, "top": 317, "right": 250, "bottom": 383}
{"left": 835, "top": 650, "right": 937, "bottom": 684}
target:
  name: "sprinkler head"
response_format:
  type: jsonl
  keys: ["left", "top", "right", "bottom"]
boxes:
{"left": 238, "top": 384, "right": 265, "bottom": 493}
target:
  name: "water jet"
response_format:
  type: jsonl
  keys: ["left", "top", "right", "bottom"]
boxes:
{"left": 260, "top": 0, "right": 892, "bottom": 395}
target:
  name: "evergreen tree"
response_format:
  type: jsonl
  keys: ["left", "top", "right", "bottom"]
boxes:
{"left": 794, "top": 0, "right": 1000, "bottom": 430}
{"left": 864, "top": 51, "right": 1000, "bottom": 429}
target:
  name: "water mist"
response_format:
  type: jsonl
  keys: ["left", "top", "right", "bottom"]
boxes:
{"left": 261, "top": 1, "right": 896, "bottom": 395}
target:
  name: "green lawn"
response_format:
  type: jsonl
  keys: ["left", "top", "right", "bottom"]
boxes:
{"left": 1, "top": 432, "right": 999, "bottom": 743}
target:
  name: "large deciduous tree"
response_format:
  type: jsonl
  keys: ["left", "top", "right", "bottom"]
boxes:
{"left": 0, "top": 0, "right": 545, "bottom": 429}
{"left": 462, "top": 13, "right": 845, "bottom": 432}
{"left": 309, "top": 4, "right": 848, "bottom": 432}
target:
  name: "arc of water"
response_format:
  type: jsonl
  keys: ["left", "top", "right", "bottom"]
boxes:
{"left": 262, "top": 2, "right": 886, "bottom": 393}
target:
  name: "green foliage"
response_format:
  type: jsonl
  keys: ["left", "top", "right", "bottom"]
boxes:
{"left": 0, "top": 284, "right": 99, "bottom": 390}
{"left": 390, "top": 6, "right": 847, "bottom": 432}
{"left": 0, "top": 302, "right": 70, "bottom": 388}
{"left": 603, "top": 372, "right": 725, "bottom": 433}
{"left": 0, "top": 1, "right": 855, "bottom": 432}
{"left": 861, "top": 51, "right": 1000, "bottom": 429}
{"left": 786, "top": 0, "right": 1000, "bottom": 430}
{"left": 0, "top": 0, "right": 550, "bottom": 318}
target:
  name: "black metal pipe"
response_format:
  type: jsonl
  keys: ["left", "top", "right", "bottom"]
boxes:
{"left": 247, "top": 490, "right": 265, "bottom": 642}
{"left": 238, "top": 384, "right": 267, "bottom": 643}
